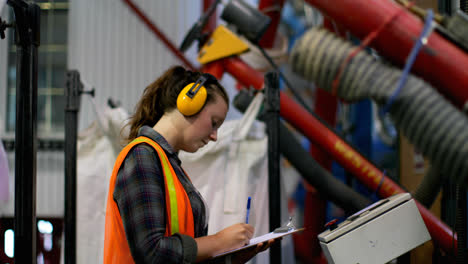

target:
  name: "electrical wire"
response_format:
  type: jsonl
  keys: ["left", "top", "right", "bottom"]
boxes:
{"left": 381, "top": 9, "right": 435, "bottom": 115}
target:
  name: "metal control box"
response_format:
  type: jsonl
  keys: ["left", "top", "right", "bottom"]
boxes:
{"left": 318, "top": 193, "right": 431, "bottom": 264}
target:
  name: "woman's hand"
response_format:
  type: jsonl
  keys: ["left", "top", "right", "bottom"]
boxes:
{"left": 195, "top": 224, "right": 281, "bottom": 262}
{"left": 195, "top": 223, "right": 253, "bottom": 262}
{"left": 230, "top": 238, "right": 281, "bottom": 264}
{"left": 214, "top": 223, "right": 254, "bottom": 252}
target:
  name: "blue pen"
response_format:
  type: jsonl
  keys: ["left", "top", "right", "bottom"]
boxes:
{"left": 245, "top": 196, "right": 251, "bottom": 224}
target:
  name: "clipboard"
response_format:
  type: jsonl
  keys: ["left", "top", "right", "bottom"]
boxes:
{"left": 213, "top": 227, "right": 304, "bottom": 258}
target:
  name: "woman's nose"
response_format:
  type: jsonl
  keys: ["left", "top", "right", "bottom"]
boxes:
{"left": 209, "top": 129, "right": 218, "bottom": 141}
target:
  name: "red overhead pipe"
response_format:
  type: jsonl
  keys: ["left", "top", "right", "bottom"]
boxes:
{"left": 122, "top": 0, "right": 197, "bottom": 70}
{"left": 221, "top": 56, "right": 457, "bottom": 255}
{"left": 304, "top": 0, "right": 468, "bottom": 109}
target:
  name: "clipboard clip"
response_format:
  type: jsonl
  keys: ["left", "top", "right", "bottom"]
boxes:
{"left": 273, "top": 216, "right": 296, "bottom": 233}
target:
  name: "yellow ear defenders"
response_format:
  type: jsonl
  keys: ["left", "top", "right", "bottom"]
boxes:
{"left": 177, "top": 74, "right": 214, "bottom": 116}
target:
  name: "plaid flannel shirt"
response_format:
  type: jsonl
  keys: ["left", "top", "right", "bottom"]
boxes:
{"left": 114, "top": 126, "right": 208, "bottom": 263}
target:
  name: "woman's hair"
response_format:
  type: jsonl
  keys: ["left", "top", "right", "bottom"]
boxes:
{"left": 126, "top": 65, "right": 229, "bottom": 142}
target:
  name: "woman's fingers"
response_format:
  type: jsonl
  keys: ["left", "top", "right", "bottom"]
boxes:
{"left": 215, "top": 223, "right": 256, "bottom": 251}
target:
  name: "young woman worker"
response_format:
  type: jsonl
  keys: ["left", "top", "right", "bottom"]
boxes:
{"left": 104, "top": 66, "right": 275, "bottom": 263}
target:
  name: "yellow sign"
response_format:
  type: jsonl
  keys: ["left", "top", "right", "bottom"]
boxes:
{"left": 198, "top": 25, "right": 250, "bottom": 64}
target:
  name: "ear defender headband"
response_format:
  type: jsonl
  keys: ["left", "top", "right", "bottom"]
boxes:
{"left": 177, "top": 73, "right": 216, "bottom": 116}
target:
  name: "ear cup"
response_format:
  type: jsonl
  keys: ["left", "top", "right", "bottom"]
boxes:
{"left": 177, "top": 82, "right": 207, "bottom": 116}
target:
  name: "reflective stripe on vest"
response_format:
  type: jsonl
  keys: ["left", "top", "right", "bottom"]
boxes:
{"left": 103, "top": 136, "right": 194, "bottom": 264}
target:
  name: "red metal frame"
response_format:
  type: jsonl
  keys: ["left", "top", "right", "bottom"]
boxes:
{"left": 122, "top": 0, "right": 457, "bottom": 256}
{"left": 305, "top": 0, "right": 468, "bottom": 109}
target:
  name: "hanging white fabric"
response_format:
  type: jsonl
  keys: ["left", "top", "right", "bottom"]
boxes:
{"left": 179, "top": 92, "right": 295, "bottom": 264}
{"left": 76, "top": 105, "right": 128, "bottom": 264}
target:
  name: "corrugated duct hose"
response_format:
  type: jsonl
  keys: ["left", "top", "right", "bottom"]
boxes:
{"left": 290, "top": 27, "right": 468, "bottom": 260}
{"left": 290, "top": 27, "right": 468, "bottom": 188}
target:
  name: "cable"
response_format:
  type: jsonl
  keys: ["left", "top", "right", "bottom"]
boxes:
{"left": 381, "top": 9, "right": 435, "bottom": 115}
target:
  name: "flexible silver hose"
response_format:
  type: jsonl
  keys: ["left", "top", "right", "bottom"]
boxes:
{"left": 289, "top": 27, "right": 468, "bottom": 186}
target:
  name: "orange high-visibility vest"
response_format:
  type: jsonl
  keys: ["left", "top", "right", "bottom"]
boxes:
{"left": 103, "top": 136, "right": 195, "bottom": 264}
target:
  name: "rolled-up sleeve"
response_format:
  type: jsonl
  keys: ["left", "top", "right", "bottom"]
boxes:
{"left": 113, "top": 144, "right": 198, "bottom": 264}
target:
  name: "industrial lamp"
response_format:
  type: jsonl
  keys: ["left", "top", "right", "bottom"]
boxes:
{"left": 220, "top": 0, "right": 271, "bottom": 44}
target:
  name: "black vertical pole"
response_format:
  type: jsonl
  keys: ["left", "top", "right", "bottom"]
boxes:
{"left": 264, "top": 71, "right": 281, "bottom": 264}
{"left": 65, "top": 70, "right": 82, "bottom": 264}
{"left": 9, "top": 0, "right": 40, "bottom": 263}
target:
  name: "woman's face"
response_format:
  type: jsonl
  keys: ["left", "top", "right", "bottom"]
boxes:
{"left": 181, "top": 93, "right": 228, "bottom": 153}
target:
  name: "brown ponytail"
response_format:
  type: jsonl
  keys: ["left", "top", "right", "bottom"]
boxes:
{"left": 125, "top": 65, "right": 229, "bottom": 142}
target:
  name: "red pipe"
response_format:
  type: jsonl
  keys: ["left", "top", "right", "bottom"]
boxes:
{"left": 203, "top": 0, "right": 217, "bottom": 34}
{"left": 258, "top": 0, "right": 286, "bottom": 48}
{"left": 223, "top": 58, "right": 265, "bottom": 88}
{"left": 202, "top": 61, "right": 225, "bottom": 79}
{"left": 222, "top": 56, "right": 456, "bottom": 254}
{"left": 305, "top": 0, "right": 468, "bottom": 109}
{"left": 122, "top": 0, "right": 197, "bottom": 70}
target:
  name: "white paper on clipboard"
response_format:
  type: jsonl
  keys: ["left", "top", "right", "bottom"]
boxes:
{"left": 213, "top": 228, "right": 304, "bottom": 258}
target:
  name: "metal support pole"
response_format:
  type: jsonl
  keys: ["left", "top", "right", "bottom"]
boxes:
{"left": 8, "top": 0, "right": 40, "bottom": 263}
{"left": 264, "top": 71, "right": 281, "bottom": 264}
{"left": 64, "top": 70, "right": 83, "bottom": 264}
